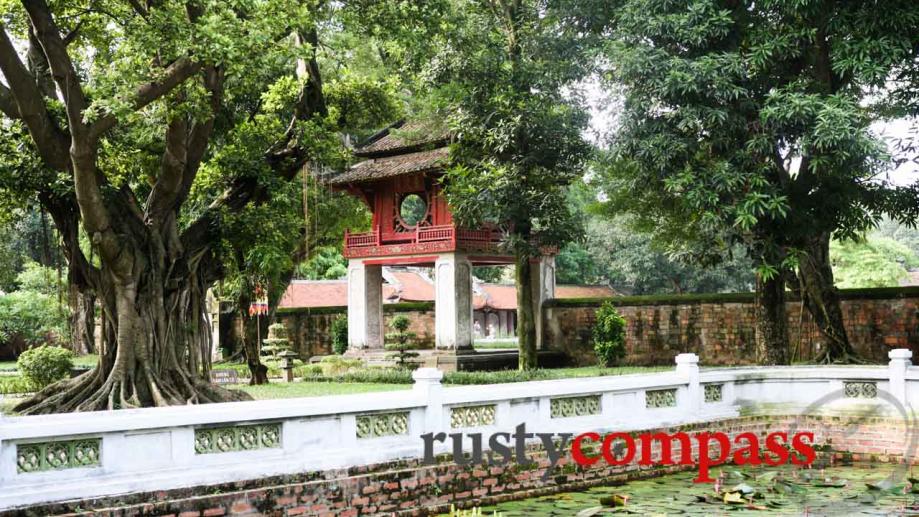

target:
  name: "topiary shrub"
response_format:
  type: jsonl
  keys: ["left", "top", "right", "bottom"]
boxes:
{"left": 331, "top": 315, "right": 348, "bottom": 355}
{"left": 385, "top": 314, "right": 419, "bottom": 369}
{"left": 592, "top": 301, "right": 627, "bottom": 367}
{"left": 17, "top": 345, "right": 74, "bottom": 388}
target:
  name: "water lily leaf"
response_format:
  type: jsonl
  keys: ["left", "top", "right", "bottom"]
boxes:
{"left": 574, "top": 506, "right": 603, "bottom": 517}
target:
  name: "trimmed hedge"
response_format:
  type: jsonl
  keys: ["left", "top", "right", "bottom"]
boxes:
{"left": 276, "top": 301, "right": 435, "bottom": 316}
{"left": 545, "top": 286, "right": 919, "bottom": 308}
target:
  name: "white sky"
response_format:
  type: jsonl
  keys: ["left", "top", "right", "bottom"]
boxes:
{"left": 584, "top": 79, "right": 919, "bottom": 187}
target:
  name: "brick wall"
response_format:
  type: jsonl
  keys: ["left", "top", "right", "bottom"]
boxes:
{"left": 28, "top": 414, "right": 915, "bottom": 516}
{"left": 545, "top": 287, "right": 919, "bottom": 366}
{"left": 275, "top": 304, "right": 436, "bottom": 358}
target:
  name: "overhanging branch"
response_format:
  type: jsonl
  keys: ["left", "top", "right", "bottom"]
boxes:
{"left": 88, "top": 57, "right": 202, "bottom": 140}
{"left": 0, "top": 22, "right": 69, "bottom": 169}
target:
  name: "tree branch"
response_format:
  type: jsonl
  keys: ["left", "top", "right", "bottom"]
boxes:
{"left": 88, "top": 57, "right": 202, "bottom": 140}
{"left": 146, "top": 114, "right": 188, "bottom": 224}
{"left": 0, "top": 23, "right": 69, "bottom": 169}
{"left": 22, "top": 0, "right": 89, "bottom": 136}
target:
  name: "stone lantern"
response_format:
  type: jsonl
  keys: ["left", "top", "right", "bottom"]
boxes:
{"left": 277, "top": 350, "right": 298, "bottom": 383}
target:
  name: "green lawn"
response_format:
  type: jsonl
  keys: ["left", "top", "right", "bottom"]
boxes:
{"left": 228, "top": 381, "right": 410, "bottom": 399}
{"left": 0, "top": 353, "right": 98, "bottom": 371}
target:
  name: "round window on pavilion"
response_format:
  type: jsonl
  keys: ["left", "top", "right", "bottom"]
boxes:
{"left": 399, "top": 193, "right": 428, "bottom": 227}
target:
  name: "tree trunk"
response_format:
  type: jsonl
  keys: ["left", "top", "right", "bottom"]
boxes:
{"left": 238, "top": 302, "right": 270, "bottom": 385}
{"left": 14, "top": 234, "right": 250, "bottom": 414}
{"left": 754, "top": 272, "right": 788, "bottom": 364}
{"left": 798, "top": 232, "right": 856, "bottom": 363}
{"left": 68, "top": 284, "right": 95, "bottom": 355}
{"left": 515, "top": 253, "right": 537, "bottom": 370}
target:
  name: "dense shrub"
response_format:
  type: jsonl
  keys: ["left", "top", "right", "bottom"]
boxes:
{"left": 330, "top": 315, "right": 348, "bottom": 355}
{"left": 0, "top": 263, "right": 70, "bottom": 355}
{"left": 17, "top": 345, "right": 74, "bottom": 388}
{"left": 592, "top": 301, "right": 627, "bottom": 367}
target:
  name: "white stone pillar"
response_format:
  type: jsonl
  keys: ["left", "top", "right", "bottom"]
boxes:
{"left": 347, "top": 259, "right": 383, "bottom": 349}
{"left": 435, "top": 253, "right": 473, "bottom": 350}
{"left": 675, "top": 353, "right": 701, "bottom": 412}
{"left": 888, "top": 348, "right": 912, "bottom": 406}
{"left": 530, "top": 255, "right": 556, "bottom": 350}
{"left": 413, "top": 367, "right": 444, "bottom": 433}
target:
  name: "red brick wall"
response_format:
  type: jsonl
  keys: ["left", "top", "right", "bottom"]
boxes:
{"left": 545, "top": 288, "right": 919, "bottom": 366}
{"left": 31, "top": 414, "right": 915, "bottom": 516}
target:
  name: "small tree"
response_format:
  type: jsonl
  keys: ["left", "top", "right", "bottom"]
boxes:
{"left": 331, "top": 315, "right": 349, "bottom": 355}
{"left": 593, "top": 302, "right": 627, "bottom": 367}
{"left": 428, "top": 0, "right": 593, "bottom": 370}
{"left": 18, "top": 346, "right": 74, "bottom": 389}
{"left": 385, "top": 315, "right": 419, "bottom": 369}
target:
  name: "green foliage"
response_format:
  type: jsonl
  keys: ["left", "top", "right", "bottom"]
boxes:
{"left": 473, "top": 266, "right": 510, "bottom": 284}
{"left": 0, "top": 263, "right": 69, "bottom": 351}
{"left": 593, "top": 0, "right": 919, "bottom": 279}
{"left": 296, "top": 246, "right": 349, "bottom": 280}
{"left": 558, "top": 184, "right": 754, "bottom": 293}
{"left": 16, "top": 346, "right": 74, "bottom": 388}
{"left": 424, "top": 1, "right": 592, "bottom": 255}
{"left": 15, "top": 261, "right": 63, "bottom": 295}
{"left": 592, "top": 302, "right": 627, "bottom": 367}
{"left": 831, "top": 236, "right": 919, "bottom": 288}
{"left": 384, "top": 315, "right": 419, "bottom": 369}
{"left": 330, "top": 315, "right": 349, "bottom": 355}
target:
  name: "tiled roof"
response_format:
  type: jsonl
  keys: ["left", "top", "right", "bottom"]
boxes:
{"left": 278, "top": 280, "right": 397, "bottom": 309}
{"left": 385, "top": 270, "right": 435, "bottom": 302}
{"left": 354, "top": 120, "right": 448, "bottom": 158}
{"left": 330, "top": 147, "right": 449, "bottom": 186}
{"left": 278, "top": 270, "right": 618, "bottom": 310}
{"left": 476, "top": 284, "right": 516, "bottom": 310}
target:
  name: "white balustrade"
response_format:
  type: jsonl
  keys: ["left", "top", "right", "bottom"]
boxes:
{"left": 0, "top": 350, "right": 914, "bottom": 510}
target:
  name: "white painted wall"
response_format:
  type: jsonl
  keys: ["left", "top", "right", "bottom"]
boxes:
{"left": 0, "top": 350, "right": 914, "bottom": 510}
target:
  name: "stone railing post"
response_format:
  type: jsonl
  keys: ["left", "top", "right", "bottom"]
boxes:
{"left": 888, "top": 348, "right": 912, "bottom": 406}
{"left": 413, "top": 367, "right": 444, "bottom": 432}
{"left": 675, "top": 353, "right": 701, "bottom": 412}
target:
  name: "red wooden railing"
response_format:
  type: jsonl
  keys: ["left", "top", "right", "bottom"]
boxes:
{"left": 416, "top": 225, "right": 455, "bottom": 243}
{"left": 344, "top": 226, "right": 380, "bottom": 248}
{"left": 344, "top": 224, "right": 503, "bottom": 254}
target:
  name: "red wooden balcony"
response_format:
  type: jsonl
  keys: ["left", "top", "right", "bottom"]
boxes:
{"left": 344, "top": 224, "right": 505, "bottom": 259}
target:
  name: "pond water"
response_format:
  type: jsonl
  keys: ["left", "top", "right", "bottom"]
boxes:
{"left": 445, "top": 463, "right": 919, "bottom": 516}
